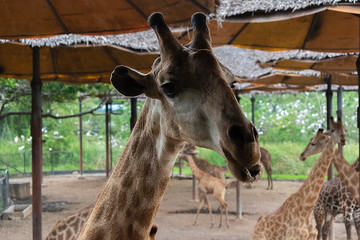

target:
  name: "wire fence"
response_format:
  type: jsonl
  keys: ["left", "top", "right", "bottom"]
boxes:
{"left": 0, "top": 151, "right": 122, "bottom": 175}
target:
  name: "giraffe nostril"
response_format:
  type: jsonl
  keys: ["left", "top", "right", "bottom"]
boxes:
{"left": 248, "top": 163, "right": 262, "bottom": 177}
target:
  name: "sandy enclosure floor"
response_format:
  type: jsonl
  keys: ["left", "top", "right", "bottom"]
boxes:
{"left": 0, "top": 174, "right": 357, "bottom": 240}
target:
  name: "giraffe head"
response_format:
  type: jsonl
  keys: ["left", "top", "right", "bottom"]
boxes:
{"left": 110, "top": 12, "right": 261, "bottom": 182}
{"left": 180, "top": 143, "right": 199, "bottom": 156}
{"left": 300, "top": 117, "right": 346, "bottom": 161}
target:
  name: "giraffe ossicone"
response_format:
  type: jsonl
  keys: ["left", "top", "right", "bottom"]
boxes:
{"left": 77, "top": 12, "right": 261, "bottom": 240}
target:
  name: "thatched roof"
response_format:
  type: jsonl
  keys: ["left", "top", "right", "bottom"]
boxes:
{"left": 216, "top": 0, "right": 358, "bottom": 18}
{"left": 14, "top": 31, "right": 160, "bottom": 52}
{"left": 1, "top": 28, "right": 355, "bottom": 92}
{"left": 213, "top": 45, "right": 345, "bottom": 79}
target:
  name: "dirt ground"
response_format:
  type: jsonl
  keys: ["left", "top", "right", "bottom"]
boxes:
{"left": 0, "top": 174, "right": 357, "bottom": 240}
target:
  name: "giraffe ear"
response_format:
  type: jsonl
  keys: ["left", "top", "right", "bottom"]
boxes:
{"left": 111, "top": 65, "right": 160, "bottom": 99}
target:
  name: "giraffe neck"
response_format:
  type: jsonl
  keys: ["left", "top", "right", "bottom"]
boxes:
{"left": 282, "top": 137, "right": 337, "bottom": 218}
{"left": 77, "top": 99, "right": 184, "bottom": 240}
{"left": 46, "top": 205, "right": 91, "bottom": 240}
{"left": 332, "top": 149, "right": 360, "bottom": 202}
{"left": 186, "top": 155, "right": 205, "bottom": 180}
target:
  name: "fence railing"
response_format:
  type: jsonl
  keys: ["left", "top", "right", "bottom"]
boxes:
{"left": 0, "top": 169, "right": 10, "bottom": 213}
{"left": 0, "top": 151, "right": 122, "bottom": 174}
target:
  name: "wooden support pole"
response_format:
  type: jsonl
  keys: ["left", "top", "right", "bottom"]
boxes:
{"left": 79, "top": 97, "right": 83, "bottom": 176}
{"left": 105, "top": 98, "right": 111, "bottom": 177}
{"left": 337, "top": 86, "right": 343, "bottom": 155}
{"left": 109, "top": 101, "right": 113, "bottom": 171}
{"left": 251, "top": 95, "right": 255, "bottom": 125}
{"left": 236, "top": 181, "right": 242, "bottom": 219}
{"left": 326, "top": 75, "right": 334, "bottom": 240}
{"left": 236, "top": 95, "right": 244, "bottom": 219}
{"left": 356, "top": 54, "right": 360, "bottom": 205}
{"left": 130, "top": 98, "right": 137, "bottom": 131}
{"left": 325, "top": 75, "right": 333, "bottom": 181}
{"left": 31, "top": 46, "right": 42, "bottom": 240}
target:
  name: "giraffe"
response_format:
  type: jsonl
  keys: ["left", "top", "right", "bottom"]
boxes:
{"left": 179, "top": 152, "right": 230, "bottom": 228}
{"left": 299, "top": 121, "right": 359, "bottom": 203}
{"left": 77, "top": 12, "right": 261, "bottom": 240}
{"left": 314, "top": 177, "right": 360, "bottom": 240}
{"left": 46, "top": 206, "right": 92, "bottom": 240}
{"left": 333, "top": 149, "right": 360, "bottom": 203}
{"left": 247, "top": 147, "right": 273, "bottom": 190}
{"left": 300, "top": 127, "right": 360, "bottom": 240}
{"left": 252, "top": 117, "right": 345, "bottom": 240}
{"left": 46, "top": 205, "right": 159, "bottom": 240}
{"left": 260, "top": 147, "right": 273, "bottom": 190}
{"left": 179, "top": 143, "right": 227, "bottom": 182}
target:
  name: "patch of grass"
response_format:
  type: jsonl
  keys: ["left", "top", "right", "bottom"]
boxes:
{"left": 272, "top": 174, "right": 307, "bottom": 180}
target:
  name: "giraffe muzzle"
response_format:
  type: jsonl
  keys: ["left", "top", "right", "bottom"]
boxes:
{"left": 222, "top": 147, "right": 262, "bottom": 183}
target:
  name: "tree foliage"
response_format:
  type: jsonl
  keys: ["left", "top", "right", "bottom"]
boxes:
{"left": 0, "top": 77, "right": 359, "bottom": 177}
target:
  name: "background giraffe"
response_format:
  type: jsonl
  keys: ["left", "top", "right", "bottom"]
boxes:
{"left": 252, "top": 117, "right": 345, "bottom": 240}
{"left": 179, "top": 143, "right": 227, "bottom": 182}
{"left": 299, "top": 121, "right": 359, "bottom": 204}
{"left": 46, "top": 206, "right": 92, "bottom": 240}
{"left": 314, "top": 177, "right": 360, "bottom": 240}
{"left": 180, "top": 153, "right": 230, "bottom": 228}
{"left": 247, "top": 147, "right": 273, "bottom": 190}
{"left": 333, "top": 150, "right": 360, "bottom": 203}
{"left": 300, "top": 127, "right": 360, "bottom": 240}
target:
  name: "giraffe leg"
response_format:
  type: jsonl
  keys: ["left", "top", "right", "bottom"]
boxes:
{"left": 218, "top": 204, "right": 223, "bottom": 228}
{"left": 321, "top": 213, "right": 334, "bottom": 240}
{"left": 194, "top": 195, "right": 204, "bottom": 226}
{"left": 224, "top": 203, "right": 229, "bottom": 228}
{"left": 344, "top": 206, "right": 353, "bottom": 240}
{"left": 314, "top": 207, "right": 324, "bottom": 240}
{"left": 203, "top": 195, "right": 214, "bottom": 228}
{"left": 352, "top": 206, "right": 360, "bottom": 240}
{"left": 268, "top": 168, "right": 273, "bottom": 190}
{"left": 217, "top": 197, "right": 228, "bottom": 228}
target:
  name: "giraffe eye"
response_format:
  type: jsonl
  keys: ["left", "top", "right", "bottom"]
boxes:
{"left": 161, "top": 80, "right": 180, "bottom": 98}
{"left": 311, "top": 143, "right": 316, "bottom": 146}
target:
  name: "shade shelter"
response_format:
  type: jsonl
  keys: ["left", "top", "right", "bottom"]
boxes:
{"left": 0, "top": 42, "right": 158, "bottom": 84}
{"left": 235, "top": 83, "right": 313, "bottom": 94}
{"left": 236, "top": 72, "right": 358, "bottom": 88}
{"left": 0, "top": 0, "right": 217, "bottom": 39}
{"left": 259, "top": 55, "right": 358, "bottom": 73}
{"left": 214, "top": 2, "right": 360, "bottom": 53}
